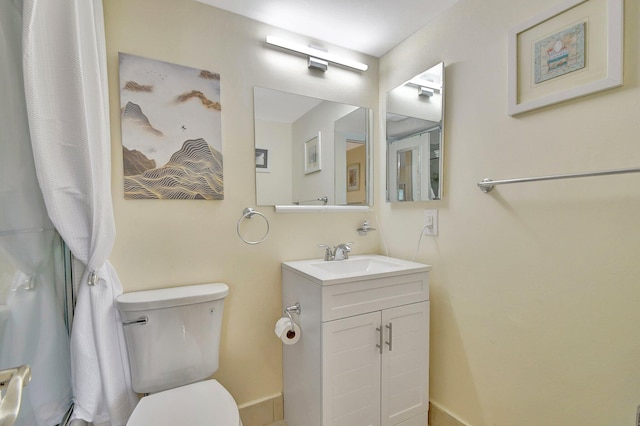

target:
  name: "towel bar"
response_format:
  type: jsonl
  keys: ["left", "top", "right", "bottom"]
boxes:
{"left": 478, "top": 166, "right": 640, "bottom": 193}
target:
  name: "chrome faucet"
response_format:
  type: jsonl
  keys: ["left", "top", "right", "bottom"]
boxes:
{"left": 333, "top": 243, "right": 353, "bottom": 260}
{"left": 318, "top": 242, "right": 354, "bottom": 261}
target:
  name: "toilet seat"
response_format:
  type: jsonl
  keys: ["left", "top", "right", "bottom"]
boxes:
{"left": 127, "top": 379, "right": 241, "bottom": 426}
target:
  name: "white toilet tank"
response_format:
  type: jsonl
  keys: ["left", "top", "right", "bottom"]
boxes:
{"left": 116, "top": 283, "right": 229, "bottom": 394}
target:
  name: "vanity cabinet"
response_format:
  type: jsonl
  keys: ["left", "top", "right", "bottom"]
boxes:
{"left": 323, "top": 301, "right": 429, "bottom": 426}
{"left": 281, "top": 256, "right": 430, "bottom": 426}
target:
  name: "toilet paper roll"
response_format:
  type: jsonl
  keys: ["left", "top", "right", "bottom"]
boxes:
{"left": 274, "top": 317, "right": 301, "bottom": 345}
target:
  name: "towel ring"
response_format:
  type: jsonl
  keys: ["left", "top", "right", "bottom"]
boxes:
{"left": 237, "top": 208, "right": 270, "bottom": 245}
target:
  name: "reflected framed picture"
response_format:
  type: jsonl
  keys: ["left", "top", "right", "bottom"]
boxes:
{"left": 347, "top": 163, "right": 360, "bottom": 191}
{"left": 304, "top": 133, "right": 321, "bottom": 174}
{"left": 255, "top": 148, "right": 269, "bottom": 173}
{"left": 507, "top": 0, "right": 623, "bottom": 116}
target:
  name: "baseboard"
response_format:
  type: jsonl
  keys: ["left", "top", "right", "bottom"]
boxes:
{"left": 238, "top": 393, "right": 284, "bottom": 426}
{"left": 429, "top": 401, "right": 470, "bottom": 426}
{"left": 241, "top": 396, "right": 467, "bottom": 426}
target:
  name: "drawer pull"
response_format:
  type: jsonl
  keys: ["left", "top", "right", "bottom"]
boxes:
{"left": 376, "top": 326, "right": 383, "bottom": 354}
{"left": 385, "top": 322, "right": 393, "bottom": 351}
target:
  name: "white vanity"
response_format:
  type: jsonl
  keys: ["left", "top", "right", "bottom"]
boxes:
{"left": 281, "top": 255, "right": 431, "bottom": 426}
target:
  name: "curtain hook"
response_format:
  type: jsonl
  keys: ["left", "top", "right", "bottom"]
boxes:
{"left": 87, "top": 271, "right": 98, "bottom": 286}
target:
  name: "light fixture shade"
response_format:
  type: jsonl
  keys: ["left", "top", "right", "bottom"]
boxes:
{"left": 266, "top": 35, "right": 368, "bottom": 72}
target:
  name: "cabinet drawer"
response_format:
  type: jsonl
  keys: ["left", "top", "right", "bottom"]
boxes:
{"left": 321, "top": 272, "right": 429, "bottom": 322}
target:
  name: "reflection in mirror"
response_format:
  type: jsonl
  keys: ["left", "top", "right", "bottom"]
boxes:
{"left": 386, "top": 62, "right": 444, "bottom": 202}
{"left": 254, "top": 87, "right": 371, "bottom": 207}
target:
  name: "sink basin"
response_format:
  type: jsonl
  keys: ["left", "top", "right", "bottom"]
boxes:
{"left": 282, "top": 254, "right": 431, "bottom": 285}
{"left": 310, "top": 257, "right": 403, "bottom": 275}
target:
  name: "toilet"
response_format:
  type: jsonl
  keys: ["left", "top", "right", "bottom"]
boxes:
{"left": 116, "top": 283, "right": 241, "bottom": 426}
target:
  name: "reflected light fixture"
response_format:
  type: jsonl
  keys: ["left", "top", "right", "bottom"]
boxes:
{"left": 418, "top": 87, "right": 434, "bottom": 97}
{"left": 266, "top": 35, "right": 368, "bottom": 72}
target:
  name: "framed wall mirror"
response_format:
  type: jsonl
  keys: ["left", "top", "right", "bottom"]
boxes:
{"left": 386, "top": 62, "right": 444, "bottom": 202}
{"left": 254, "top": 87, "right": 372, "bottom": 208}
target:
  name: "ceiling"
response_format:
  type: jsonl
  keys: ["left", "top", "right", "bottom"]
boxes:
{"left": 193, "top": 0, "right": 461, "bottom": 57}
{"left": 254, "top": 88, "right": 322, "bottom": 123}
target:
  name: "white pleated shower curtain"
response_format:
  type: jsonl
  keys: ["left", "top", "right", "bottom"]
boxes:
{"left": 0, "top": 1, "right": 72, "bottom": 424}
{"left": 22, "top": 0, "right": 137, "bottom": 424}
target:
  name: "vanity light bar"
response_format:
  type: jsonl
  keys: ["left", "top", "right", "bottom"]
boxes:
{"left": 266, "top": 35, "right": 369, "bottom": 72}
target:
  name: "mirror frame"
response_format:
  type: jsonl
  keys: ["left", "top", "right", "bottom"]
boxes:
{"left": 386, "top": 62, "right": 445, "bottom": 203}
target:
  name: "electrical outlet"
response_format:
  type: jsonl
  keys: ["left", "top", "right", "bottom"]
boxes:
{"left": 423, "top": 209, "right": 438, "bottom": 235}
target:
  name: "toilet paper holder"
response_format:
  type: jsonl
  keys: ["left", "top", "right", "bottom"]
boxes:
{"left": 284, "top": 303, "right": 301, "bottom": 329}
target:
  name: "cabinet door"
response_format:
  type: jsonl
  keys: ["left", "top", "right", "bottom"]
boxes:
{"left": 322, "top": 311, "right": 382, "bottom": 426}
{"left": 381, "top": 301, "right": 430, "bottom": 426}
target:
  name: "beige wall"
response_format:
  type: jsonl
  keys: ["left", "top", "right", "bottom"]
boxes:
{"left": 105, "top": 0, "right": 640, "bottom": 424}
{"left": 255, "top": 119, "right": 292, "bottom": 205}
{"left": 104, "top": 0, "right": 380, "bottom": 407}
{"left": 379, "top": 0, "right": 640, "bottom": 424}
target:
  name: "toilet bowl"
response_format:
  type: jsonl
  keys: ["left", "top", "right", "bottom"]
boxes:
{"left": 116, "top": 283, "right": 241, "bottom": 426}
{"left": 126, "top": 380, "right": 240, "bottom": 426}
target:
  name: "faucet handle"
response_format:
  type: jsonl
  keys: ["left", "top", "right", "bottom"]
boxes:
{"left": 318, "top": 244, "right": 333, "bottom": 261}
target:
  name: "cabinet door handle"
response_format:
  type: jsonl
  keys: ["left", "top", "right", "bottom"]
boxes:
{"left": 376, "top": 326, "right": 383, "bottom": 354}
{"left": 385, "top": 322, "right": 393, "bottom": 351}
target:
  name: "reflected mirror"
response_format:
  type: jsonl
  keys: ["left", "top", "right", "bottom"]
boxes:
{"left": 386, "top": 62, "right": 444, "bottom": 202}
{"left": 254, "top": 87, "right": 371, "bottom": 207}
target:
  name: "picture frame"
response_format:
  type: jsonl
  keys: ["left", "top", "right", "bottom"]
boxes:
{"left": 255, "top": 148, "right": 269, "bottom": 173}
{"left": 347, "top": 163, "right": 360, "bottom": 192}
{"left": 119, "top": 53, "right": 223, "bottom": 200}
{"left": 507, "top": 0, "right": 623, "bottom": 116}
{"left": 304, "top": 133, "right": 321, "bottom": 174}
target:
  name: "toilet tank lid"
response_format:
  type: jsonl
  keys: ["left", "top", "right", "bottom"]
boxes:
{"left": 116, "top": 283, "right": 229, "bottom": 312}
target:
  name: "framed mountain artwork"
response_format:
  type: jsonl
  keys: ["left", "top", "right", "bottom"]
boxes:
{"left": 118, "top": 53, "right": 223, "bottom": 200}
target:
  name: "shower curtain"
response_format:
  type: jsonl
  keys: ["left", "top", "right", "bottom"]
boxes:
{"left": 22, "top": 0, "right": 138, "bottom": 424}
{"left": 0, "top": 0, "right": 72, "bottom": 424}
{"left": 1, "top": 0, "right": 137, "bottom": 424}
